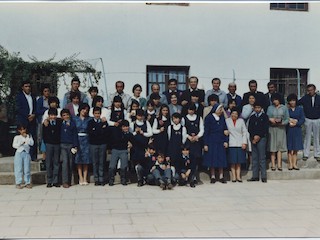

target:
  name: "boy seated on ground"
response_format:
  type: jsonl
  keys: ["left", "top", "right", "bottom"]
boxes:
{"left": 151, "top": 153, "right": 173, "bottom": 190}
{"left": 177, "top": 145, "right": 196, "bottom": 188}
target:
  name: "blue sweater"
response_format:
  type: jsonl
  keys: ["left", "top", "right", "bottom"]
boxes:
{"left": 297, "top": 94, "right": 320, "bottom": 119}
{"left": 60, "top": 120, "right": 78, "bottom": 147}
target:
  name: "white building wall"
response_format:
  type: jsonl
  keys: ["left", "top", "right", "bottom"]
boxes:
{"left": 1, "top": 2, "right": 320, "bottom": 99}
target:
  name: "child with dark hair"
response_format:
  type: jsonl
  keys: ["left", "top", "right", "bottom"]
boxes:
{"left": 203, "top": 94, "right": 219, "bottom": 119}
{"left": 127, "top": 99, "right": 140, "bottom": 124}
{"left": 151, "top": 153, "right": 173, "bottom": 190}
{"left": 65, "top": 91, "right": 81, "bottom": 117}
{"left": 42, "top": 108, "right": 62, "bottom": 188}
{"left": 88, "top": 106, "right": 109, "bottom": 186}
{"left": 106, "top": 95, "right": 127, "bottom": 127}
{"left": 145, "top": 100, "right": 157, "bottom": 127}
{"left": 176, "top": 145, "right": 196, "bottom": 188}
{"left": 109, "top": 120, "right": 135, "bottom": 186}
{"left": 60, "top": 109, "right": 78, "bottom": 188}
{"left": 12, "top": 124, "right": 34, "bottom": 189}
{"left": 135, "top": 144, "right": 157, "bottom": 187}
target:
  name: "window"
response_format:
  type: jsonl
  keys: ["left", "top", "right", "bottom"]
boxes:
{"left": 270, "top": 68, "right": 309, "bottom": 98}
{"left": 270, "top": 3, "right": 308, "bottom": 11}
{"left": 146, "top": 65, "right": 190, "bottom": 95}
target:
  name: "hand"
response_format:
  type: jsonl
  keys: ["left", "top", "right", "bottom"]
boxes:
{"left": 160, "top": 127, "right": 165, "bottom": 132}
{"left": 193, "top": 136, "right": 199, "bottom": 141}
{"left": 253, "top": 135, "right": 260, "bottom": 143}
{"left": 224, "top": 142, "right": 228, "bottom": 148}
{"left": 28, "top": 114, "right": 35, "bottom": 122}
{"left": 241, "top": 144, "right": 247, "bottom": 150}
{"left": 204, "top": 145, "right": 208, "bottom": 152}
{"left": 101, "top": 117, "right": 107, "bottom": 122}
{"left": 224, "top": 130, "right": 229, "bottom": 136}
{"left": 43, "top": 119, "right": 49, "bottom": 127}
{"left": 145, "top": 149, "right": 149, "bottom": 158}
{"left": 181, "top": 100, "right": 188, "bottom": 106}
{"left": 269, "top": 118, "right": 276, "bottom": 124}
{"left": 148, "top": 138, "right": 154, "bottom": 144}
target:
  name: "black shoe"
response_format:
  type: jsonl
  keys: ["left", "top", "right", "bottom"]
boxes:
{"left": 293, "top": 167, "right": 300, "bottom": 171}
{"left": 160, "top": 182, "right": 166, "bottom": 190}
{"left": 53, "top": 183, "right": 60, "bottom": 188}
{"left": 47, "top": 183, "right": 53, "bottom": 188}
{"left": 288, "top": 168, "right": 293, "bottom": 171}
{"left": 232, "top": 180, "right": 236, "bottom": 183}
{"left": 190, "top": 181, "right": 196, "bottom": 188}
{"left": 302, "top": 156, "right": 308, "bottom": 161}
{"left": 237, "top": 179, "right": 243, "bottom": 183}
{"left": 210, "top": 178, "right": 216, "bottom": 184}
{"left": 109, "top": 181, "right": 114, "bottom": 186}
{"left": 101, "top": 182, "right": 106, "bottom": 186}
{"left": 219, "top": 178, "right": 227, "bottom": 184}
{"left": 95, "top": 181, "right": 101, "bottom": 186}
{"left": 262, "top": 178, "right": 267, "bottom": 183}
{"left": 121, "top": 181, "right": 127, "bottom": 186}
{"left": 137, "top": 181, "right": 143, "bottom": 187}
{"left": 167, "top": 183, "right": 173, "bottom": 190}
{"left": 247, "top": 178, "right": 259, "bottom": 182}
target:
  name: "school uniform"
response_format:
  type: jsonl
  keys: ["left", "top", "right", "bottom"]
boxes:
{"left": 152, "top": 116, "right": 170, "bottom": 155}
{"left": 180, "top": 88, "right": 205, "bottom": 105}
{"left": 184, "top": 114, "right": 204, "bottom": 159}
{"left": 60, "top": 119, "right": 78, "bottom": 185}
{"left": 12, "top": 134, "right": 34, "bottom": 185}
{"left": 248, "top": 112, "right": 269, "bottom": 180}
{"left": 145, "top": 110, "right": 156, "bottom": 127}
{"left": 151, "top": 160, "right": 172, "bottom": 185}
{"left": 106, "top": 107, "right": 127, "bottom": 149}
{"left": 109, "top": 127, "right": 135, "bottom": 185}
{"left": 43, "top": 119, "right": 62, "bottom": 185}
{"left": 176, "top": 153, "right": 196, "bottom": 184}
{"left": 227, "top": 93, "right": 242, "bottom": 108}
{"left": 135, "top": 153, "right": 157, "bottom": 185}
{"left": 88, "top": 118, "right": 109, "bottom": 184}
{"left": 163, "top": 89, "right": 183, "bottom": 104}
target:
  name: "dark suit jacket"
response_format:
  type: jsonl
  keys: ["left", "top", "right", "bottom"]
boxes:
{"left": 163, "top": 90, "right": 183, "bottom": 105}
{"left": 180, "top": 89, "right": 205, "bottom": 105}
{"left": 36, "top": 96, "right": 49, "bottom": 124}
{"left": 264, "top": 92, "right": 285, "bottom": 110}
{"left": 242, "top": 91, "right": 267, "bottom": 110}
{"left": 16, "top": 91, "right": 36, "bottom": 126}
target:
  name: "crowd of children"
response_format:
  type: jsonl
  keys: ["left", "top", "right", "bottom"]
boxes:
{"left": 12, "top": 76, "right": 320, "bottom": 190}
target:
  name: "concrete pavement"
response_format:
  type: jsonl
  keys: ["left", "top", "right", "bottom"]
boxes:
{"left": 1, "top": 179, "right": 320, "bottom": 238}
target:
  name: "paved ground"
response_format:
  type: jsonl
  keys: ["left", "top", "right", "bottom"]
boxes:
{"left": 1, "top": 179, "right": 320, "bottom": 238}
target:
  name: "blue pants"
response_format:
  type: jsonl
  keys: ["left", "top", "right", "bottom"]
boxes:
{"left": 14, "top": 151, "right": 31, "bottom": 185}
{"left": 252, "top": 137, "right": 267, "bottom": 179}
{"left": 109, "top": 149, "right": 128, "bottom": 181}
{"left": 90, "top": 144, "right": 107, "bottom": 183}
{"left": 135, "top": 164, "right": 155, "bottom": 184}
{"left": 152, "top": 168, "right": 172, "bottom": 184}
{"left": 60, "top": 143, "right": 74, "bottom": 184}
{"left": 46, "top": 144, "right": 60, "bottom": 184}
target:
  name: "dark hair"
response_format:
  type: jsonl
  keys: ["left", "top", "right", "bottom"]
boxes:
{"left": 147, "top": 144, "right": 156, "bottom": 150}
{"left": 157, "top": 153, "right": 165, "bottom": 158}
{"left": 189, "top": 76, "right": 199, "bottom": 83}
{"left": 158, "top": 104, "right": 170, "bottom": 119}
{"left": 187, "top": 103, "right": 197, "bottom": 111}
{"left": 93, "top": 106, "right": 102, "bottom": 114}
{"left": 181, "top": 143, "right": 190, "bottom": 150}
{"left": 271, "top": 93, "right": 282, "bottom": 102}
{"left": 61, "top": 108, "right": 71, "bottom": 116}
{"left": 41, "top": 84, "right": 51, "bottom": 94}
{"left": 136, "top": 109, "right": 144, "bottom": 116}
{"left": 150, "top": 93, "right": 161, "bottom": 100}
{"left": 120, "top": 119, "right": 129, "bottom": 127}
{"left": 228, "top": 98, "right": 237, "bottom": 106}
{"left": 113, "top": 95, "right": 123, "bottom": 103}
{"left": 115, "top": 80, "right": 125, "bottom": 88}
{"left": 172, "top": 112, "right": 182, "bottom": 120}
{"left": 170, "top": 93, "right": 178, "bottom": 99}
{"left": 21, "top": 80, "right": 31, "bottom": 88}
{"left": 168, "top": 78, "right": 178, "bottom": 85}
{"left": 253, "top": 101, "right": 263, "bottom": 107}
{"left": 69, "top": 91, "right": 81, "bottom": 101}
{"left": 48, "top": 108, "right": 58, "bottom": 116}
{"left": 78, "top": 103, "right": 90, "bottom": 115}
{"left": 16, "top": 124, "right": 27, "bottom": 131}
{"left": 92, "top": 95, "right": 104, "bottom": 108}
{"left": 71, "top": 76, "right": 80, "bottom": 84}
{"left": 130, "top": 99, "right": 140, "bottom": 110}
{"left": 267, "top": 81, "right": 276, "bottom": 88}
{"left": 190, "top": 91, "right": 199, "bottom": 97}
{"left": 132, "top": 84, "right": 142, "bottom": 93}
{"left": 287, "top": 93, "right": 298, "bottom": 103}
{"left": 248, "top": 79, "right": 257, "bottom": 86}
{"left": 146, "top": 100, "right": 155, "bottom": 107}
{"left": 307, "top": 84, "right": 316, "bottom": 90}
{"left": 88, "top": 86, "right": 98, "bottom": 93}
{"left": 207, "top": 94, "right": 219, "bottom": 103}
{"left": 230, "top": 107, "right": 240, "bottom": 116}
{"left": 48, "top": 96, "right": 60, "bottom": 107}
{"left": 211, "top": 78, "right": 221, "bottom": 84}
{"left": 247, "top": 93, "right": 257, "bottom": 99}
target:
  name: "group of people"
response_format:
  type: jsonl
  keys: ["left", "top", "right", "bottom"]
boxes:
{"left": 12, "top": 75, "right": 320, "bottom": 190}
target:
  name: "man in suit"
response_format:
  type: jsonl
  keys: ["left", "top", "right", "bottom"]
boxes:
{"left": 242, "top": 79, "right": 267, "bottom": 110}
{"left": 264, "top": 81, "right": 285, "bottom": 111}
{"left": 16, "top": 80, "right": 37, "bottom": 161}
{"left": 180, "top": 76, "right": 205, "bottom": 107}
{"left": 162, "top": 78, "right": 183, "bottom": 105}
{"left": 227, "top": 82, "right": 242, "bottom": 108}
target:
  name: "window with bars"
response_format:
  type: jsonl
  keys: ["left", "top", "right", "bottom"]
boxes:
{"left": 146, "top": 65, "right": 190, "bottom": 95}
{"left": 270, "top": 3, "right": 308, "bottom": 11}
{"left": 270, "top": 68, "right": 309, "bottom": 98}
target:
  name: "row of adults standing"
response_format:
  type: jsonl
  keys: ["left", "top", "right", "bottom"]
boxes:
{"left": 15, "top": 76, "right": 320, "bottom": 165}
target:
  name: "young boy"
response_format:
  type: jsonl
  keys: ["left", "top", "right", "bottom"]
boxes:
{"left": 177, "top": 145, "right": 196, "bottom": 188}
{"left": 109, "top": 120, "right": 135, "bottom": 186}
{"left": 135, "top": 144, "right": 157, "bottom": 187}
{"left": 88, "top": 107, "right": 109, "bottom": 186}
{"left": 247, "top": 101, "right": 269, "bottom": 183}
{"left": 151, "top": 153, "right": 173, "bottom": 190}
{"left": 12, "top": 124, "right": 34, "bottom": 189}
{"left": 60, "top": 109, "right": 78, "bottom": 188}
{"left": 42, "top": 108, "right": 62, "bottom": 188}
{"left": 145, "top": 100, "right": 156, "bottom": 127}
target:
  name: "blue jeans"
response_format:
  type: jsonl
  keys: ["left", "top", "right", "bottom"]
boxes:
{"left": 152, "top": 168, "right": 172, "bottom": 184}
{"left": 90, "top": 144, "right": 107, "bottom": 183}
{"left": 252, "top": 137, "right": 267, "bottom": 179}
{"left": 46, "top": 144, "right": 60, "bottom": 184}
{"left": 14, "top": 151, "right": 31, "bottom": 185}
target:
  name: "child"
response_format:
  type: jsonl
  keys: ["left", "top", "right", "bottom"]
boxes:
{"left": 151, "top": 153, "right": 173, "bottom": 190}
{"left": 145, "top": 100, "right": 156, "bottom": 127}
{"left": 109, "top": 120, "right": 135, "bottom": 186}
{"left": 182, "top": 91, "right": 203, "bottom": 117}
{"left": 12, "top": 124, "right": 34, "bottom": 189}
{"left": 167, "top": 112, "right": 187, "bottom": 181}
{"left": 88, "top": 106, "right": 109, "bottom": 186}
{"left": 203, "top": 94, "right": 219, "bottom": 119}
{"left": 177, "top": 145, "right": 196, "bottom": 188}
{"left": 247, "top": 101, "right": 269, "bottom": 183}
{"left": 127, "top": 100, "right": 140, "bottom": 124}
{"left": 152, "top": 104, "right": 171, "bottom": 156}
{"left": 60, "top": 109, "right": 78, "bottom": 188}
{"left": 135, "top": 144, "right": 157, "bottom": 187}
{"left": 106, "top": 95, "right": 127, "bottom": 127}
{"left": 130, "top": 109, "right": 153, "bottom": 171}
{"left": 149, "top": 93, "right": 162, "bottom": 115}
{"left": 42, "top": 108, "right": 62, "bottom": 188}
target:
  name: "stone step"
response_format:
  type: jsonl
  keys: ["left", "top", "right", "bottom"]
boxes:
{"left": 0, "top": 171, "right": 47, "bottom": 185}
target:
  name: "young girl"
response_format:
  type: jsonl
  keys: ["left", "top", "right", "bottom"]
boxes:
{"left": 106, "top": 95, "right": 127, "bottom": 127}
{"left": 145, "top": 100, "right": 157, "bottom": 127}
{"left": 167, "top": 112, "right": 187, "bottom": 180}
{"left": 74, "top": 103, "right": 92, "bottom": 185}
{"left": 203, "top": 104, "right": 229, "bottom": 184}
{"left": 152, "top": 104, "right": 171, "bottom": 156}
{"left": 13, "top": 124, "right": 34, "bottom": 189}
{"left": 127, "top": 100, "right": 140, "bottom": 124}
{"left": 89, "top": 95, "right": 108, "bottom": 122}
